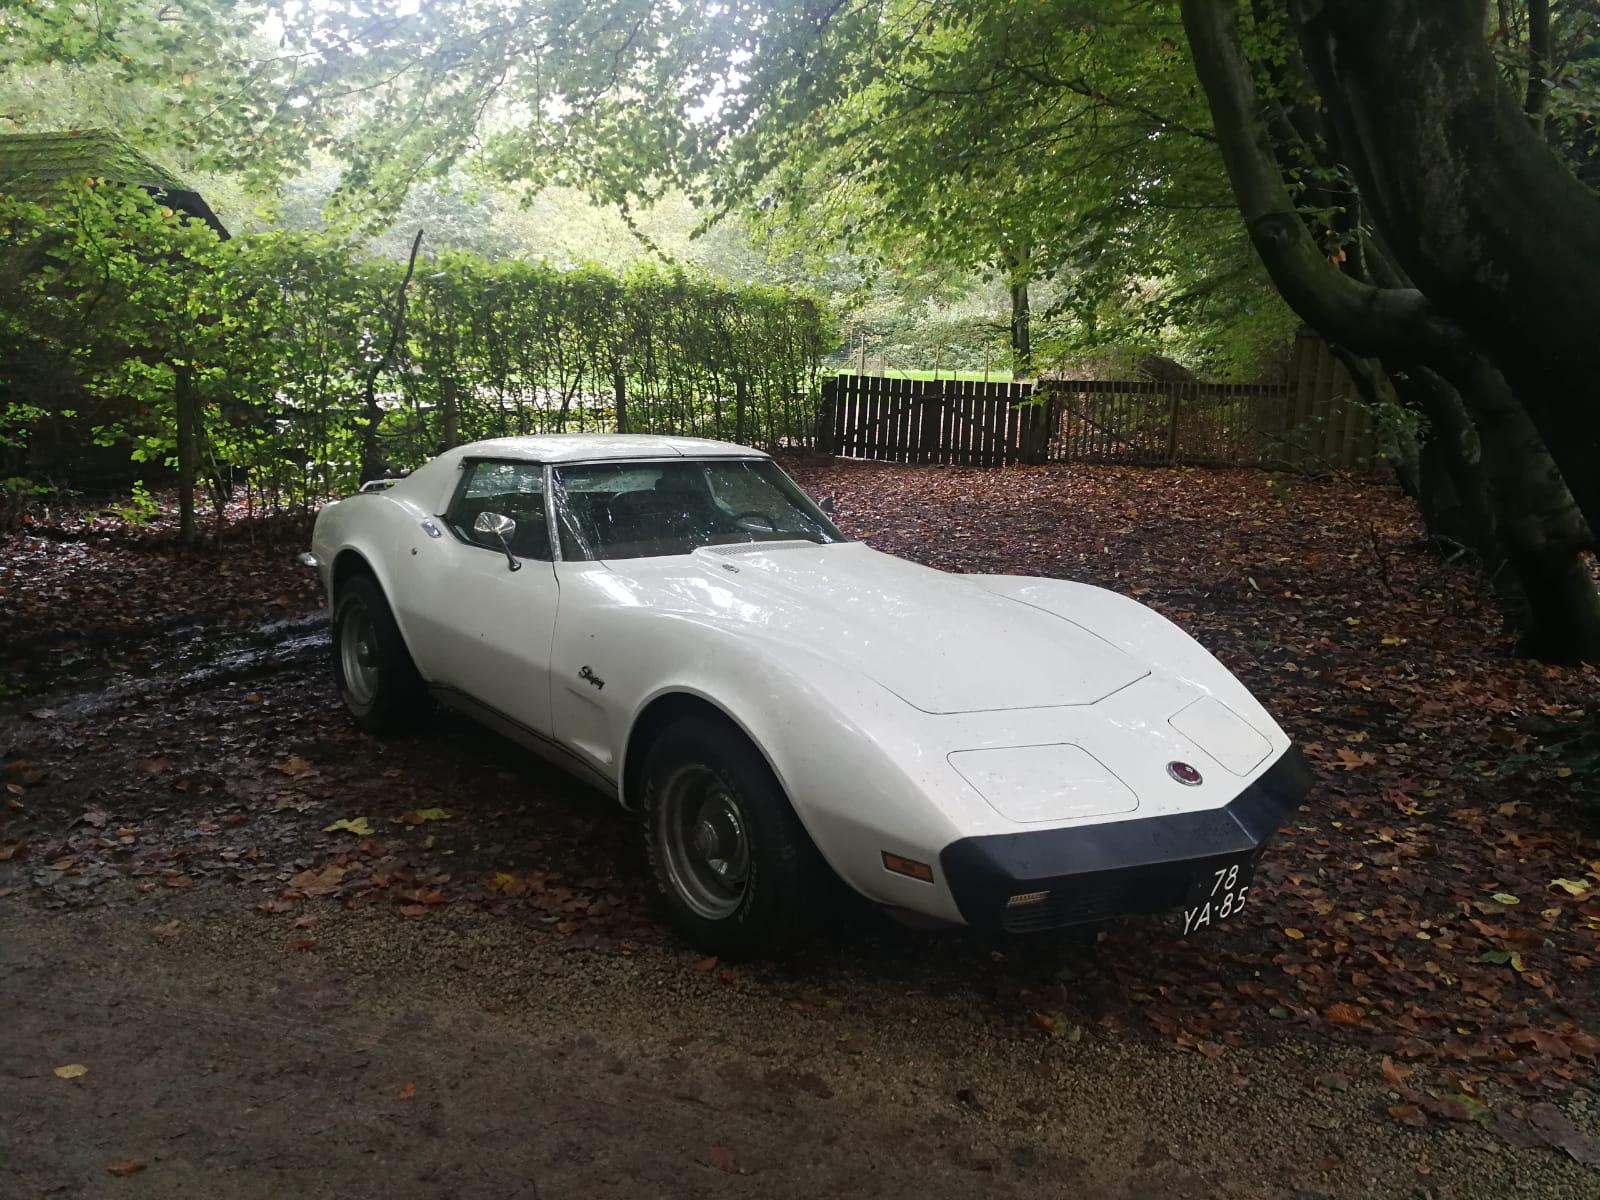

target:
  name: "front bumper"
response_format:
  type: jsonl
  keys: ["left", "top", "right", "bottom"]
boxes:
{"left": 939, "top": 747, "right": 1312, "bottom": 933}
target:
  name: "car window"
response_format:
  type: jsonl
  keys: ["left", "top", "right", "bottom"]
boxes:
{"left": 553, "top": 459, "right": 847, "bottom": 561}
{"left": 445, "top": 460, "right": 552, "bottom": 561}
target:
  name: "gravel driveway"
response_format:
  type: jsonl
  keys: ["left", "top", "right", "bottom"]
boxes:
{"left": 4, "top": 887, "right": 1590, "bottom": 1200}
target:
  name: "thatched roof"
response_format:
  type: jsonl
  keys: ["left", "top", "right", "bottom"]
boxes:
{"left": 0, "top": 129, "right": 227, "bottom": 236}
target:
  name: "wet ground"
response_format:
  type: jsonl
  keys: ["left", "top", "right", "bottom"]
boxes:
{"left": 3, "top": 461, "right": 1599, "bottom": 1195}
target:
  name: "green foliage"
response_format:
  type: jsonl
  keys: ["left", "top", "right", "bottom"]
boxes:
{"left": 1, "top": 0, "right": 1306, "bottom": 380}
{"left": 723, "top": 0, "right": 1298, "bottom": 378}
{"left": 0, "top": 184, "right": 833, "bottom": 509}
{"left": 110, "top": 479, "right": 161, "bottom": 525}
{"left": 0, "top": 473, "right": 47, "bottom": 529}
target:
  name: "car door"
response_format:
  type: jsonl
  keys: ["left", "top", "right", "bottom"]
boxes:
{"left": 404, "top": 458, "right": 560, "bottom": 736}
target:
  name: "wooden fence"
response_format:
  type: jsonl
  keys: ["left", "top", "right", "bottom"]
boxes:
{"left": 818, "top": 334, "right": 1380, "bottom": 470}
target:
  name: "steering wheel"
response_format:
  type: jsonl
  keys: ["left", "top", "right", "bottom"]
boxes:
{"left": 729, "top": 510, "right": 778, "bottom": 531}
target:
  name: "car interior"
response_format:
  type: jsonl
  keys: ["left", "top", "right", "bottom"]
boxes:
{"left": 556, "top": 463, "right": 799, "bottom": 560}
{"left": 446, "top": 464, "right": 552, "bottom": 559}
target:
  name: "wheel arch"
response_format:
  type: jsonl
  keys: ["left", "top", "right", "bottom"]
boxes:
{"left": 620, "top": 690, "right": 767, "bottom": 812}
{"left": 327, "top": 543, "right": 430, "bottom": 684}
{"left": 331, "top": 547, "right": 377, "bottom": 599}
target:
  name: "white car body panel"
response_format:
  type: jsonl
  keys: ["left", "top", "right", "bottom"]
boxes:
{"left": 309, "top": 435, "right": 1304, "bottom": 930}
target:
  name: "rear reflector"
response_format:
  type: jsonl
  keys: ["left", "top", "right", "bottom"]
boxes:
{"left": 1005, "top": 890, "right": 1051, "bottom": 908}
{"left": 881, "top": 852, "right": 934, "bottom": 883}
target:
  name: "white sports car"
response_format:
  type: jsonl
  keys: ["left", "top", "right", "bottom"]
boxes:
{"left": 305, "top": 435, "right": 1309, "bottom": 956}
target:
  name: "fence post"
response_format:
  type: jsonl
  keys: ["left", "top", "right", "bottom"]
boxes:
{"left": 817, "top": 378, "right": 837, "bottom": 455}
{"left": 1165, "top": 384, "right": 1181, "bottom": 465}
{"left": 1020, "top": 382, "right": 1046, "bottom": 465}
{"left": 920, "top": 381, "right": 941, "bottom": 463}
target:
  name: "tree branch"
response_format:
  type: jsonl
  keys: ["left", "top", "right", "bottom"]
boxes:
{"left": 1177, "top": 0, "right": 1468, "bottom": 360}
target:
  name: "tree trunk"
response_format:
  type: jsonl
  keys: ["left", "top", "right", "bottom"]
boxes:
{"left": 1000, "top": 243, "right": 1033, "bottom": 378}
{"left": 1337, "top": 350, "right": 1495, "bottom": 558}
{"left": 440, "top": 374, "right": 460, "bottom": 449}
{"left": 1391, "top": 359, "right": 1600, "bottom": 661}
{"left": 1384, "top": 364, "right": 1500, "bottom": 567}
{"left": 174, "top": 364, "right": 198, "bottom": 547}
{"left": 360, "top": 229, "right": 424, "bottom": 484}
{"left": 613, "top": 364, "right": 628, "bottom": 434}
{"left": 1525, "top": 0, "right": 1553, "bottom": 130}
{"left": 1289, "top": 0, "right": 1600, "bottom": 538}
{"left": 1009, "top": 279, "right": 1032, "bottom": 379}
{"left": 1452, "top": 358, "right": 1600, "bottom": 662}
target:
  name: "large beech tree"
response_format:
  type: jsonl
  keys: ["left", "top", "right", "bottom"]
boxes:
{"left": 1180, "top": 0, "right": 1600, "bottom": 659}
{"left": 1288, "top": 1, "right": 1600, "bottom": 534}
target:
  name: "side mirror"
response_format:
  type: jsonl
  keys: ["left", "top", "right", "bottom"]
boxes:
{"left": 473, "top": 511, "right": 522, "bottom": 572}
{"left": 819, "top": 496, "right": 836, "bottom": 516}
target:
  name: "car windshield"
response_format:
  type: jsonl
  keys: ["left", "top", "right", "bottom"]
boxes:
{"left": 553, "top": 458, "right": 848, "bottom": 561}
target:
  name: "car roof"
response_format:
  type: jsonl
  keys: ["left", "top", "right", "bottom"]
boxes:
{"left": 444, "top": 434, "right": 769, "bottom": 465}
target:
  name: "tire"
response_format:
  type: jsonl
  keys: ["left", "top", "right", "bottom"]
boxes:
{"left": 331, "top": 572, "right": 429, "bottom": 736}
{"left": 641, "top": 716, "right": 832, "bottom": 959}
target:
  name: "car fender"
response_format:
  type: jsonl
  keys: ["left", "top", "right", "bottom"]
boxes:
{"left": 549, "top": 582, "right": 971, "bottom": 920}
{"left": 629, "top": 660, "right": 971, "bottom": 923}
{"left": 311, "top": 493, "right": 435, "bottom": 671}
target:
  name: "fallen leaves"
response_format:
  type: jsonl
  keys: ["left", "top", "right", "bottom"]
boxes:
{"left": 397, "top": 1081, "right": 417, "bottom": 1100}
{"left": 1387, "top": 1103, "right": 1426, "bottom": 1128}
{"left": 1333, "top": 746, "right": 1377, "bottom": 770}
{"left": 1380, "top": 1056, "right": 1413, "bottom": 1089}
{"left": 1503, "top": 1104, "right": 1600, "bottom": 1168}
{"left": 1322, "top": 1003, "right": 1364, "bottom": 1027}
{"left": 10, "top": 460, "right": 1600, "bottom": 1154}
{"left": 1027, "top": 1011, "right": 1058, "bottom": 1035}
{"left": 53, "top": 1063, "right": 88, "bottom": 1079}
{"left": 105, "top": 1159, "right": 146, "bottom": 1178}
{"left": 708, "top": 1146, "right": 738, "bottom": 1174}
{"left": 287, "top": 865, "right": 346, "bottom": 896}
{"left": 322, "top": 817, "right": 373, "bottom": 836}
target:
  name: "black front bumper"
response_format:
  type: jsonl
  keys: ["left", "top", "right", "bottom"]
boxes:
{"left": 939, "top": 747, "right": 1312, "bottom": 934}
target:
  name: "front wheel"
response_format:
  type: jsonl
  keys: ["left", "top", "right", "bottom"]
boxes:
{"left": 332, "top": 573, "right": 429, "bottom": 736}
{"left": 642, "top": 717, "right": 832, "bottom": 959}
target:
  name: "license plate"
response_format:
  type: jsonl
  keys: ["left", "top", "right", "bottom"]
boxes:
{"left": 1180, "top": 855, "right": 1256, "bottom": 936}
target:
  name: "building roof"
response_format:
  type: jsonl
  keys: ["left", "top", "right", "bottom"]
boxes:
{"left": 447, "top": 434, "right": 769, "bottom": 464}
{"left": 0, "top": 129, "right": 227, "bottom": 236}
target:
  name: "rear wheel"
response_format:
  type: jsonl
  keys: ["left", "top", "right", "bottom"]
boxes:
{"left": 332, "top": 573, "right": 429, "bottom": 736}
{"left": 642, "top": 717, "right": 832, "bottom": 958}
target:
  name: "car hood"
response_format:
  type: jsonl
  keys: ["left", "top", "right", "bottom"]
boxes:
{"left": 600, "top": 541, "right": 1148, "bottom": 713}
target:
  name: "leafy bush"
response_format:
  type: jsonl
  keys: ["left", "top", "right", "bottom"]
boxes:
{"left": 0, "top": 185, "right": 834, "bottom": 514}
